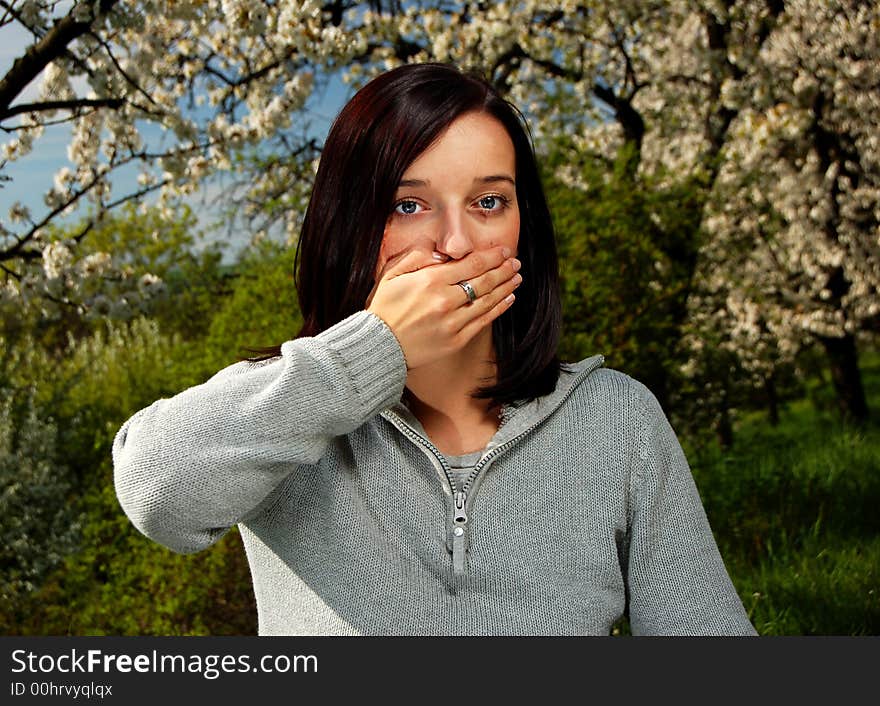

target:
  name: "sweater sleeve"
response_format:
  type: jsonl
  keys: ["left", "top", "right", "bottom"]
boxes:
{"left": 626, "top": 389, "right": 757, "bottom": 636}
{"left": 112, "top": 310, "right": 407, "bottom": 555}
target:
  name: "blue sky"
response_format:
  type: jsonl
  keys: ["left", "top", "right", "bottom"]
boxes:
{"left": 1, "top": 20, "right": 350, "bottom": 260}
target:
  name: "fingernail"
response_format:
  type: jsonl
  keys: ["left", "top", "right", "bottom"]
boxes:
{"left": 432, "top": 251, "right": 446, "bottom": 261}
{"left": 502, "top": 247, "right": 512, "bottom": 258}
{"left": 511, "top": 258, "right": 522, "bottom": 272}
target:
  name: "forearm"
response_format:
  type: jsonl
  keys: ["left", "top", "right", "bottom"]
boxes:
{"left": 112, "top": 310, "right": 406, "bottom": 554}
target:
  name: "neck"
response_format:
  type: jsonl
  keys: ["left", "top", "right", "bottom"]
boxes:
{"left": 404, "top": 328, "right": 500, "bottom": 433}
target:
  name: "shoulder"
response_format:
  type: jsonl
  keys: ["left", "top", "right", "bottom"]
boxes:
{"left": 562, "top": 362, "right": 689, "bottom": 482}
{"left": 551, "top": 360, "right": 678, "bottom": 468}
{"left": 561, "top": 359, "right": 659, "bottom": 422}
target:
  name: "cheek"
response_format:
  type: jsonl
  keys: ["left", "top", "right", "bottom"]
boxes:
{"left": 374, "top": 233, "right": 391, "bottom": 281}
{"left": 484, "top": 213, "right": 519, "bottom": 255}
{"left": 504, "top": 208, "right": 520, "bottom": 255}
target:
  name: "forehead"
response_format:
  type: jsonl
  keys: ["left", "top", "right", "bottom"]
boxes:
{"left": 401, "top": 112, "right": 515, "bottom": 180}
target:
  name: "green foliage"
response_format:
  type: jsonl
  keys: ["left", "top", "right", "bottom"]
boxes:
{"left": 2, "top": 317, "right": 201, "bottom": 483}
{"left": 0, "top": 233, "right": 301, "bottom": 634}
{"left": 739, "top": 535, "right": 880, "bottom": 636}
{"left": 14, "top": 478, "right": 256, "bottom": 636}
{"left": 1, "top": 313, "right": 257, "bottom": 634}
{"left": 0, "top": 209, "right": 310, "bottom": 634}
{"left": 0, "top": 386, "right": 80, "bottom": 618}
{"left": 688, "top": 359, "right": 880, "bottom": 635}
{"left": 76, "top": 202, "right": 203, "bottom": 274}
{"left": 545, "top": 147, "right": 703, "bottom": 409}
{"left": 1, "top": 204, "right": 231, "bottom": 357}
{"left": 200, "top": 238, "right": 301, "bottom": 372}
{"left": 74, "top": 203, "right": 234, "bottom": 344}
{"left": 693, "top": 419, "right": 880, "bottom": 560}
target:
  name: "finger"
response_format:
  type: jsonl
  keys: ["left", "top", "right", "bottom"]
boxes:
{"left": 473, "top": 256, "right": 521, "bottom": 300}
{"left": 381, "top": 247, "right": 448, "bottom": 281}
{"left": 454, "top": 289, "right": 517, "bottom": 346}
{"left": 367, "top": 247, "right": 449, "bottom": 308}
{"left": 437, "top": 246, "right": 512, "bottom": 285}
{"left": 449, "top": 254, "right": 520, "bottom": 305}
{"left": 452, "top": 264, "right": 521, "bottom": 318}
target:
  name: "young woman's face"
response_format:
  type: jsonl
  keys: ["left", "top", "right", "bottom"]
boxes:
{"left": 375, "top": 111, "right": 520, "bottom": 277}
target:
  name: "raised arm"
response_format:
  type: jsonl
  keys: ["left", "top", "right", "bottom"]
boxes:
{"left": 114, "top": 244, "right": 520, "bottom": 556}
{"left": 112, "top": 310, "right": 406, "bottom": 554}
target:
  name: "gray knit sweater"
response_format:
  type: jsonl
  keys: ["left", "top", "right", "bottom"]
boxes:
{"left": 112, "top": 310, "right": 757, "bottom": 636}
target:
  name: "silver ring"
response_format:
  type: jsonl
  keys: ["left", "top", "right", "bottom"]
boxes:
{"left": 457, "top": 280, "right": 477, "bottom": 304}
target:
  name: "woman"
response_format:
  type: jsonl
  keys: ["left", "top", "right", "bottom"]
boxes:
{"left": 113, "top": 63, "right": 756, "bottom": 636}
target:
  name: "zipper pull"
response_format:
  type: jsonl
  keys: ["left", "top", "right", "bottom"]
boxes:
{"left": 454, "top": 490, "right": 468, "bottom": 524}
{"left": 452, "top": 491, "right": 468, "bottom": 575}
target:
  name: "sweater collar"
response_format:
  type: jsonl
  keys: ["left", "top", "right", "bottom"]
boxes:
{"left": 380, "top": 354, "right": 605, "bottom": 455}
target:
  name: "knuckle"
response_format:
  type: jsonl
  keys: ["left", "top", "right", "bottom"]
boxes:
{"left": 437, "top": 294, "right": 456, "bottom": 314}
{"left": 439, "top": 318, "right": 457, "bottom": 337}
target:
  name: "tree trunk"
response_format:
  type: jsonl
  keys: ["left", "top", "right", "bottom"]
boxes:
{"left": 817, "top": 333, "right": 869, "bottom": 423}
{"left": 716, "top": 403, "right": 733, "bottom": 450}
{"left": 716, "top": 380, "right": 734, "bottom": 450}
{"left": 765, "top": 373, "right": 779, "bottom": 426}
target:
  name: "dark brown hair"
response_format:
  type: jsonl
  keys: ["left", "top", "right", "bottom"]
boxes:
{"left": 244, "top": 62, "right": 564, "bottom": 406}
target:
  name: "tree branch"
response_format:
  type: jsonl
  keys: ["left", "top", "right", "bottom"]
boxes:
{"left": 608, "top": 19, "right": 646, "bottom": 101}
{"left": 100, "top": 178, "right": 171, "bottom": 213}
{"left": 2, "top": 97, "right": 124, "bottom": 120}
{"left": 0, "top": 0, "right": 49, "bottom": 39}
{"left": 0, "top": 0, "right": 120, "bottom": 118}
{"left": 88, "top": 29, "right": 158, "bottom": 107}
{"left": 1, "top": 261, "right": 23, "bottom": 279}
{"left": 592, "top": 82, "right": 644, "bottom": 154}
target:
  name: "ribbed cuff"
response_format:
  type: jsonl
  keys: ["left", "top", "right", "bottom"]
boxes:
{"left": 313, "top": 310, "right": 407, "bottom": 416}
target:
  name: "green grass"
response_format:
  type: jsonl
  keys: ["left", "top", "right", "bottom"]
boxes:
{"left": 737, "top": 534, "right": 880, "bottom": 635}
{"left": 687, "top": 345, "right": 880, "bottom": 635}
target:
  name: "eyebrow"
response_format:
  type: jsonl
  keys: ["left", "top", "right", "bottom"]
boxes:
{"left": 397, "top": 175, "right": 516, "bottom": 188}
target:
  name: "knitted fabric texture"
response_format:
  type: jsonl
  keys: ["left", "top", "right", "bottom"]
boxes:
{"left": 112, "top": 310, "right": 757, "bottom": 636}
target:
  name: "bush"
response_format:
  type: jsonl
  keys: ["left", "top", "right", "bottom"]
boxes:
{"left": 545, "top": 151, "right": 702, "bottom": 411}
{"left": 0, "top": 387, "right": 80, "bottom": 630}
{"left": 3, "top": 315, "right": 257, "bottom": 634}
{"left": 16, "top": 479, "right": 256, "bottom": 636}
{"left": 200, "top": 238, "right": 301, "bottom": 371}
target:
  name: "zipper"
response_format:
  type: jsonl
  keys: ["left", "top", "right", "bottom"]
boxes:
{"left": 382, "top": 409, "right": 479, "bottom": 575}
{"left": 381, "top": 355, "right": 604, "bottom": 577}
{"left": 452, "top": 490, "right": 468, "bottom": 574}
{"left": 383, "top": 405, "right": 546, "bottom": 576}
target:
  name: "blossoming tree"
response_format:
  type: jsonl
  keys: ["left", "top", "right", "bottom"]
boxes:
{"left": 2, "top": 0, "right": 877, "bottom": 420}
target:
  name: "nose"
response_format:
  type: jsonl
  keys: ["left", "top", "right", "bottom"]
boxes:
{"left": 434, "top": 209, "right": 474, "bottom": 260}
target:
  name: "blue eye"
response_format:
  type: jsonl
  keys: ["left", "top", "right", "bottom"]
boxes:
{"left": 394, "top": 200, "right": 422, "bottom": 215}
{"left": 477, "top": 195, "right": 507, "bottom": 211}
